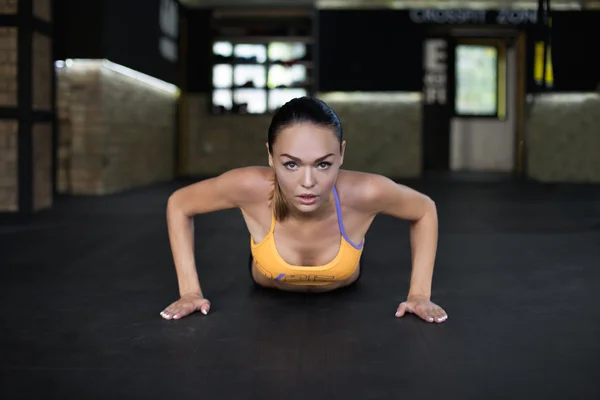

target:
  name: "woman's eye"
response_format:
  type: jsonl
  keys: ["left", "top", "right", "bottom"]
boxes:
{"left": 283, "top": 161, "right": 331, "bottom": 169}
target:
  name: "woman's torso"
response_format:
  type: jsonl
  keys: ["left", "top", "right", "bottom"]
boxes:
{"left": 239, "top": 169, "right": 377, "bottom": 290}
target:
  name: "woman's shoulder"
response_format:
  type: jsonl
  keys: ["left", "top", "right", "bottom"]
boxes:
{"left": 226, "top": 166, "right": 273, "bottom": 181}
{"left": 220, "top": 166, "right": 274, "bottom": 202}
{"left": 167, "top": 166, "right": 273, "bottom": 215}
{"left": 336, "top": 170, "right": 401, "bottom": 212}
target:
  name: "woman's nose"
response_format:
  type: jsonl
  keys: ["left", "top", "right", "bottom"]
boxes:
{"left": 301, "top": 167, "right": 316, "bottom": 188}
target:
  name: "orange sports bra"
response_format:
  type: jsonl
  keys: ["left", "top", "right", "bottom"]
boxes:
{"left": 250, "top": 186, "right": 364, "bottom": 286}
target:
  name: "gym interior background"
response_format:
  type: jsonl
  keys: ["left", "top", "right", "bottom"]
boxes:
{"left": 2, "top": 2, "right": 600, "bottom": 398}
{"left": 1, "top": 0, "right": 599, "bottom": 214}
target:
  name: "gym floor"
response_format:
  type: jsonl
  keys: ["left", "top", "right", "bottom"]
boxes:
{"left": 1, "top": 176, "right": 599, "bottom": 399}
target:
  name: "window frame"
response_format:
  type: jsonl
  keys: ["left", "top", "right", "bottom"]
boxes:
{"left": 209, "top": 37, "right": 314, "bottom": 116}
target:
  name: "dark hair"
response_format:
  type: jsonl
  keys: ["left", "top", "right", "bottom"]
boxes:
{"left": 267, "top": 96, "right": 343, "bottom": 221}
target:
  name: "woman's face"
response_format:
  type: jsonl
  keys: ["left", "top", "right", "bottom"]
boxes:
{"left": 268, "top": 123, "right": 345, "bottom": 215}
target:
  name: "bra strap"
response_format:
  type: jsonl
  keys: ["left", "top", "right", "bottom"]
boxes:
{"left": 332, "top": 186, "right": 364, "bottom": 250}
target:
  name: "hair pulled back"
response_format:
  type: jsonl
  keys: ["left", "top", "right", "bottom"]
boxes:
{"left": 267, "top": 97, "right": 343, "bottom": 221}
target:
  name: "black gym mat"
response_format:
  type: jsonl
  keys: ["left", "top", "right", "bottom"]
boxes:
{"left": 1, "top": 177, "right": 599, "bottom": 399}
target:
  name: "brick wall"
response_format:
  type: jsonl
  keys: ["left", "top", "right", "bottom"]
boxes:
{"left": 0, "top": 120, "right": 17, "bottom": 211}
{"left": 33, "top": 32, "right": 52, "bottom": 110}
{"left": 57, "top": 64, "right": 104, "bottom": 194}
{"left": 0, "top": 1, "right": 54, "bottom": 213}
{"left": 100, "top": 66, "right": 176, "bottom": 192}
{"left": 57, "top": 61, "right": 177, "bottom": 195}
{"left": 32, "top": 30, "right": 53, "bottom": 211}
{"left": 0, "top": 27, "right": 17, "bottom": 108}
{"left": 319, "top": 92, "right": 422, "bottom": 177}
{"left": 56, "top": 65, "right": 73, "bottom": 193}
{"left": 33, "top": 0, "right": 50, "bottom": 22}
{"left": 527, "top": 93, "right": 600, "bottom": 182}
{"left": 181, "top": 91, "right": 600, "bottom": 183}
{"left": 181, "top": 95, "right": 271, "bottom": 175}
{"left": 0, "top": 24, "right": 17, "bottom": 212}
{"left": 180, "top": 92, "right": 422, "bottom": 178}
{"left": 0, "top": 0, "right": 18, "bottom": 14}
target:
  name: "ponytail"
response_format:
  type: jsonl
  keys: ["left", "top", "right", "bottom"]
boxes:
{"left": 270, "top": 173, "right": 289, "bottom": 221}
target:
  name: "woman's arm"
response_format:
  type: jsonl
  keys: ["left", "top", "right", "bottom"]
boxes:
{"left": 162, "top": 167, "right": 266, "bottom": 319}
{"left": 364, "top": 174, "right": 438, "bottom": 299}
{"left": 361, "top": 174, "right": 447, "bottom": 323}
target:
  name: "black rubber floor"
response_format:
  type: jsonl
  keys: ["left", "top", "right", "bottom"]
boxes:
{"left": 1, "top": 176, "right": 600, "bottom": 399}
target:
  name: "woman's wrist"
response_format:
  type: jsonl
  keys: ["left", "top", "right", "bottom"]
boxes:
{"left": 407, "top": 292, "right": 431, "bottom": 301}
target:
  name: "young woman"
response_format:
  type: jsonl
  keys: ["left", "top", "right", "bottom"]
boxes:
{"left": 160, "top": 97, "right": 448, "bottom": 324}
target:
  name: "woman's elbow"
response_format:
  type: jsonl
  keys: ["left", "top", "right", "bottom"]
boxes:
{"left": 425, "top": 196, "right": 436, "bottom": 212}
{"left": 167, "top": 190, "right": 187, "bottom": 217}
{"left": 421, "top": 195, "right": 437, "bottom": 220}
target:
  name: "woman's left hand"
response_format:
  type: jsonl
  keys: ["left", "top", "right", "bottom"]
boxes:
{"left": 395, "top": 296, "right": 448, "bottom": 323}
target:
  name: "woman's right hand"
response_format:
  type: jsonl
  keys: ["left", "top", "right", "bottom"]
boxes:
{"left": 160, "top": 293, "right": 211, "bottom": 320}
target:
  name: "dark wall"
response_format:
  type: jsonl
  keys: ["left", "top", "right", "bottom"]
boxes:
{"left": 54, "top": 5, "right": 600, "bottom": 93}
{"left": 53, "top": 0, "right": 104, "bottom": 60}
{"left": 54, "top": 0, "right": 178, "bottom": 84}
{"left": 317, "top": 10, "right": 424, "bottom": 92}
{"left": 550, "top": 11, "right": 600, "bottom": 92}
{"left": 103, "top": 0, "right": 178, "bottom": 85}
{"left": 182, "top": 8, "right": 212, "bottom": 93}
{"left": 317, "top": 9, "right": 600, "bottom": 93}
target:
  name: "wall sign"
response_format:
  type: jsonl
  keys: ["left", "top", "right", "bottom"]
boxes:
{"left": 423, "top": 39, "right": 447, "bottom": 105}
{"left": 159, "top": 0, "right": 178, "bottom": 63}
{"left": 410, "top": 9, "right": 538, "bottom": 25}
{"left": 422, "top": 37, "right": 452, "bottom": 171}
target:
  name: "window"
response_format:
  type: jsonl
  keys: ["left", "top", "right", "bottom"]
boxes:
{"left": 454, "top": 44, "right": 501, "bottom": 117}
{"left": 210, "top": 40, "right": 312, "bottom": 115}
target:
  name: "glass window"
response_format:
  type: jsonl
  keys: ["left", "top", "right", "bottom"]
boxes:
{"left": 455, "top": 45, "right": 498, "bottom": 116}
{"left": 268, "top": 88, "right": 307, "bottom": 111}
{"left": 210, "top": 39, "right": 312, "bottom": 115}
{"left": 213, "top": 89, "right": 232, "bottom": 109}
{"left": 268, "top": 42, "right": 306, "bottom": 62}
{"left": 234, "top": 44, "right": 267, "bottom": 63}
{"left": 268, "top": 65, "right": 307, "bottom": 88}
{"left": 234, "top": 65, "right": 266, "bottom": 88}
{"left": 213, "top": 42, "right": 233, "bottom": 63}
{"left": 234, "top": 89, "right": 266, "bottom": 114}
{"left": 212, "top": 64, "right": 232, "bottom": 88}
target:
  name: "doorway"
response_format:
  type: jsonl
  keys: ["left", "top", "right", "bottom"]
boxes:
{"left": 450, "top": 37, "right": 516, "bottom": 172}
{"left": 422, "top": 27, "right": 526, "bottom": 175}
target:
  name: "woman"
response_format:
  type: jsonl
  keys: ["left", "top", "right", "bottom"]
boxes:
{"left": 160, "top": 97, "right": 448, "bottom": 324}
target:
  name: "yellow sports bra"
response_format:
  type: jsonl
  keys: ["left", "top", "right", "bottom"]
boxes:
{"left": 250, "top": 186, "right": 364, "bottom": 286}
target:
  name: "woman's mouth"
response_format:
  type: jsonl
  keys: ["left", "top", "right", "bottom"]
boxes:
{"left": 297, "top": 194, "right": 317, "bottom": 205}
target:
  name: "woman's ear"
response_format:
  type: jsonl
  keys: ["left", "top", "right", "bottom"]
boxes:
{"left": 340, "top": 140, "right": 347, "bottom": 166}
